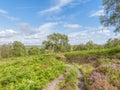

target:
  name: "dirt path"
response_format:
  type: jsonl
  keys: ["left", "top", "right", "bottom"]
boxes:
{"left": 43, "top": 64, "right": 70, "bottom": 90}
{"left": 43, "top": 73, "right": 66, "bottom": 90}
{"left": 43, "top": 65, "right": 85, "bottom": 90}
{"left": 77, "top": 70, "right": 85, "bottom": 90}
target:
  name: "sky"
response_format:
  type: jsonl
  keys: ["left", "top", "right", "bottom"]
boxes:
{"left": 0, "top": 0, "right": 119, "bottom": 45}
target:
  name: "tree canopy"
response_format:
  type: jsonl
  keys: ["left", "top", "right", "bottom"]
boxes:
{"left": 12, "top": 41, "right": 26, "bottom": 56}
{"left": 28, "top": 47, "right": 41, "bottom": 55}
{"left": 43, "top": 33, "right": 70, "bottom": 52}
{"left": 101, "top": 0, "right": 120, "bottom": 32}
{"left": 0, "top": 44, "right": 12, "bottom": 58}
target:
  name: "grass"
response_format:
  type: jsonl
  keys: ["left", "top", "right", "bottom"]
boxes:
{"left": 0, "top": 55, "right": 66, "bottom": 90}
{"left": 57, "top": 65, "right": 78, "bottom": 90}
{"left": 78, "top": 64, "right": 94, "bottom": 89}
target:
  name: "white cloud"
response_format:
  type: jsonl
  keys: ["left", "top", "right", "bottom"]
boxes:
{"left": 0, "top": 9, "right": 8, "bottom": 14}
{"left": 69, "top": 32, "right": 87, "bottom": 39}
{"left": 68, "top": 32, "right": 89, "bottom": 45}
{"left": 6, "top": 16, "right": 19, "bottom": 21}
{"left": 18, "top": 23, "right": 36, "bottom": 35}
{"left": 0, "top": 22, "right": 58, "bottom": 45}
{"left": 67, "top": 25, "right": 114, "bottom": 45}
{"left": 22, "top": 22, "right": 58, "bottom": 45}
{"left": 39, "top": 0, "right": 73, "bottom": 14}
{"left": 84, "top": 27, "right": 97, "bottom": 31}
{"left": 64, "top": 23, "right": 81, "bottom": 29}
{"left": 70, "top": 0, "right": 91, "bottom": 6}
{"left": 0, "top": 23, "right": 115, "bottom": 45}
{"left": 97, "top": 26, "right": 110, "bottom": 36}
{"left": 0, "top": 29, "right": 18, "bottom": 38}
{"left": 38, "top": 22, "right": 58, "bottom": 31}
{"left": 18, "top": 22, "right": 58, "bottom": 40}
{"left": 90, "top": 9, "right": 105, "bottom": 17}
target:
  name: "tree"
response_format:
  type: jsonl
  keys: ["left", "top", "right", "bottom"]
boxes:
{"left": 42, "top": 33, "right": 70, "bottom": 52}
{"left": 105, "top": 38, "right": 120, "bottom": 48}
{"left": 0, "top": 44, "right": 12, "bottom": 58}
{"left": 101, "top": 0, "right": 120, "bottom": 32}
{"left": 12, "top": 41, "right": 26, "bottom": 56}
{"left": 28, "top": 47, "right": 41, "bottom": 55}
{"left": 72, "top": 44, "right": 87, "bottom": 51}
{"left": 86, "top": 41, "right": 95, "bottom": 50}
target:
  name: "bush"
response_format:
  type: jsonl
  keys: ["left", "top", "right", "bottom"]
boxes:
{"left": 65, "top": 46, "right": 120, "bottom": 64}
{"left": 0, "top": 45, "right": 12, "bottom": 58}
{"left": 28, "top": 47, "right": 41, "bottom": 55}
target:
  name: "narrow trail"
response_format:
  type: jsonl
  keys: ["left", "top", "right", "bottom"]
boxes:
{"left": 43, "top": 64, "right": 85, "bottom": 90}
{"left": 77, "top": 70, "right": 85, "bottom": 90}
{"left": 43, "top": 64, "right": 69, "bottom": 90}
{"left": 43, "top": 73, "right": 66, "bottom": 90}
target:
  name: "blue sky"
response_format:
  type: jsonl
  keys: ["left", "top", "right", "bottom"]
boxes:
{"left": 0, "top": 0, "right": 119, "bottom": 45}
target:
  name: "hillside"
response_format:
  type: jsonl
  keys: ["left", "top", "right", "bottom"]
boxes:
{"left": 0, "top": 55, "right": 66, "bottom": 90}
{"left": 0, "top": 46, "right": 120, "bottom": 90}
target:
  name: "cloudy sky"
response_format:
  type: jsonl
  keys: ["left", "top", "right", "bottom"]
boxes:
{"left": 0, "top": 0, "right": 119, "bottom": 45}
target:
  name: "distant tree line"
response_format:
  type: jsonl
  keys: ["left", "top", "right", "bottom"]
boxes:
{"left": 0, "top": 41, "right": 43, "bottom": 58}
{"left": 0, "top": 33, "right": 120, "bottom": 58}
{"left": 0, "top": 33, "right": 70, "bottom": 58}
{"left": 72, "top": 38, "right": 120, "bottom": 51}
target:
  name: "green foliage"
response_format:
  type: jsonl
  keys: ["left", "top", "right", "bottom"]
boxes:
{"left": 43, "top": 33, "right": 70, "bottom": 52}
{"left": 12, "top": 41, "right": 26, "bottom": 56}
{"left": 0, "top": 44, "right": 12, "bottom": 58}
{"left": 72, "top": 39, "right": 120, "bottom": 51}
{"left": 65, "top": 46, "right": 120, "bottom": 89}
{"left": 0, "top": 55, "right": 66, "bottom": 90}
{"left": 79, "top": 64, "right": 94, "bottom": 75}
{"left": 85, "top": 41, "right": 95, "bottom": 50}
{"left": 65, "top": 46, "right": 120, "bottom": 63}
{"left": 0, "top": 41, "right": 26, "bottom": 58}
{"left": 101, "top": 0, "right": 120, "bottom": 32}
{"left": 72, "top": 40, "right": 105, "bottom": 51}
{"left": 94, "top": 58, "right": 111, "bottom": 67}
{"left": 72, "top": 44, "right": 87, "bottom": 51}
{"left": 105, "top": 38, "right": 120, "bottom": 48}
{"left": 78, "top": 64, "right": 94, "bottom": 89}
{"left": 58, "top": 65, "right": 78, "bottom": 90}
{"left": 28, "top": 47, "right": 41, "bottom": 55}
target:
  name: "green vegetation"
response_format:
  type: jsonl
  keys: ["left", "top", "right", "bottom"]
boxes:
{"left": 0, "top": 44, "right": 12, "bottom": 58}
{"left": 57, "top": 65, "right": 78, "bottom": 90}
{"left": 65, "top": 47, "right": 120, "bottom": 90}
{"left": 0, "top": 41, "right": 26, "bottom": 58}
{"left": 78, "top": 59, "right": 120, "bottom": 90}
{"left": 0, "top": 33, "right": 120, "bottom": 90}
{"left": 78, "top": 64, "right": 94, "bottom": 89}
{"left": 0, "top": 0, "right": 120, "bottom": 89}
{"left": 0, "top": 55, "right": 66, "bottom": 90}
{"left": 12, "top": 41, "right": 26, "bottom": 57}
{"left": 101, "top": 0, "right": 120, "bottom": 32}
{"left": 65, "top": 46, "right": 120, "bottom": 64}
{"left": 43, "top": 33, "right": 70, "bottom": 53}
{"left": 28, "top": 47, "right": 41, "bottom": 55}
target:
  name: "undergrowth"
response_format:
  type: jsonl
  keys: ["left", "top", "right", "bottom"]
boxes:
{"left": 0, "top": 55, "right": 66, "bottom": 90}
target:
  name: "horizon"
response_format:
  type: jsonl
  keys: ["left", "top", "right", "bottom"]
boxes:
{"left": 0, "top": 0, "right": 120, "bottom": 45}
